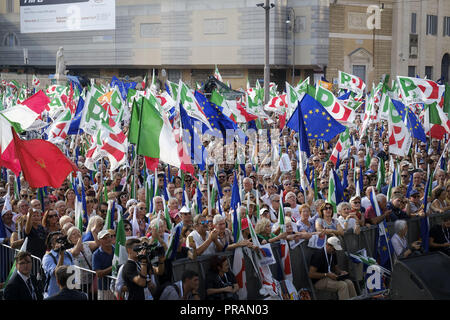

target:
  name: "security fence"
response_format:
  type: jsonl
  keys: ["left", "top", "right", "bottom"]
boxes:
{"left": 1, "top": 211, "right": 449, "bottom": 300}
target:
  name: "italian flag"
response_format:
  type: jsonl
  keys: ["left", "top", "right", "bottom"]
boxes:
{"left": 423, "top": 100, "right": 450, "bottom": 140}
{"left": 133, "top": 97, "right": 183, "bottom": 168}
{"left": 112, "top": 208, "right": 127, "bottom": 276}
{"left": 328, "top": 169, "right": 337, "bottom": 213}
{"left": 0, "top": 90, "right": 50, "bottom": 175}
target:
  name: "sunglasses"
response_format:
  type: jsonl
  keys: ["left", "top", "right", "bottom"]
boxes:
{"left": 50, "top": 200, "right": 57, "bottom": 203}
{"left": 352, "top": 201, "right": 361, "bottom": 204}
{"left": 223, "top": 189, "right": 231, "bottom": 192}
{"left": 120, "top": 194, "right": 128, "bottom": 198}
{"left": 48, "top": 214, "right": 58, "bottom": 218}
{"left": 200, "top": 220, "right": 208, "bottom": 225}
{"left": 401, "top": 175, "right": 408, "bottom": 178}
{"left": 124, "top": 228, "right": 131, "bottom": 231}
{"left": 324, "top": 207, "right": 333, "bottom": 210}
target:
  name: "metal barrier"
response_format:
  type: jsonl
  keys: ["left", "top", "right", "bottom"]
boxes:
{"left": 2, "top": 211, "right": 449, "bottom": 300}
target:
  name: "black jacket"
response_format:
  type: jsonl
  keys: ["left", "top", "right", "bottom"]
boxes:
{"left": 44, "top": 288, "right": 88, "bottom": 300}
{"left": 3, "top": 271, "right": 43, "bottom": 300}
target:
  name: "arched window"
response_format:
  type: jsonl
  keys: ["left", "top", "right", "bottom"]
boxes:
{"left": 3, "top": 32, "right": 19, "bottom": 47}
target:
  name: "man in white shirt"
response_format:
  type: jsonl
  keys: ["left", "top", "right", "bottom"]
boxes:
{"left": 186, "top": 215, "right": 223, "bottom": 256}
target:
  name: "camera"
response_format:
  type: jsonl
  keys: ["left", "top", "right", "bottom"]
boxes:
{"left": 55, "top": 235, "right": 74, "bottom": 252}
{"left": 133, "top": 242, "right": 165, "bottom": 264}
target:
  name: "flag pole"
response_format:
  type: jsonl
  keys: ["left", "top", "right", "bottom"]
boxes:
{"left": 134, "top": 96, "right": 146, "bottom": 201}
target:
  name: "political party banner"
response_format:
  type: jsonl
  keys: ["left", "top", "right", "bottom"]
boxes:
{"left": 20, "top": 0, "right": 115, "bottom": 34}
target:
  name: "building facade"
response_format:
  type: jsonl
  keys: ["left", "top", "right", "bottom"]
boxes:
{"left": 0, "top": 0, "right": 330, "bottom": 90}
{"left": 325, "top": 0, "right": 394, "bottom": 89}
{"left": 391, "top": 0, "right": 450, "bottom": 82}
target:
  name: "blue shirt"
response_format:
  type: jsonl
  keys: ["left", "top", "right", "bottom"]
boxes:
{"left": 82, "top": 231, "right": 94, "bottom": 242}
{"left": 42, "top": 250, "right": 74, "bottom": 298}
{"left": 92, "top": 245, "right": 114, "bottom": 290}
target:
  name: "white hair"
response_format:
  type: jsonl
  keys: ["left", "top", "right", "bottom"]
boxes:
{"left": 376, "top": 193, "right": 386, "bottom": 203}
{"left": 150, "top": 218, "right": 164, "bottom": 230}
{"left": 394, "top": 219, "right": 407, "bottom": 234}
{"left": 213, "top": 214, "right": 225, "bottom": 225}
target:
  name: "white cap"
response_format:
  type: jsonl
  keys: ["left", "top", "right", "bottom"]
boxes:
{"left": 179, "top": 206, "right": 191, "bottom": 214}
{"left": 327, "top": 236, "right": 343, "bottom": 251}
{"left": 98, "top": 230, "right": 110, "bottom": 239}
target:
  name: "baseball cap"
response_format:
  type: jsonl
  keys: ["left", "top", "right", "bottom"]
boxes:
{"left": 350, "top": 195, "right": 361, "bottom": 202}
{"left": 179, "top": 206, "right": 191, "bottom": 214}
{"left": 327, "top": 236, "right": 343, "bottom": 250}
{"left": 98, "top": 230, "right": 110, "bottom": 239}
{"left": 126, "top": 199, "right": 138, "bottom": 208}
{"left": 409, "top": 190, "right": 420, "bottom": 197}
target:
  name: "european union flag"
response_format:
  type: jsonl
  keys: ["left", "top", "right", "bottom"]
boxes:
{"left": 68, "top": 96, "right": 85, "bottom": 135}
{"left": 194, "top": 91, "right": 245, "bottom": 143}
{"left": 179, "top": 105, "right": 207, "bottom": 171}
{"left": 111, "top": 76, "right": 137, "bottom": 101}
{"left": 286, "top": 94, "right": 346, "bottom": 142}
{"left": 392, "top": 99, "right": 426, "bottom": 143}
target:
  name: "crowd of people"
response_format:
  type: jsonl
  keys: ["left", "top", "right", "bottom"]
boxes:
{"left": 1, "top": 77, "right": 450, "bottom": 301}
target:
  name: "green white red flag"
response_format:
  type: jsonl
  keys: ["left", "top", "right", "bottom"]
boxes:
{"left": 315, "top": 85, "right": 355, "bottom": 125}
{"left": 330, "top": 127, "right": 351, "bottom": 165}
{"left": 397, "top": 76, "right": 445, "bottom": 105}
{"left": 387, "top": 96, "right": 411, "bottom": 157}
{"left": 338, "top": 71, "right": 366, "bottom": 95}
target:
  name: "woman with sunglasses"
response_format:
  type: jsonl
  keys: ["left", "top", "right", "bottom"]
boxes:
{"left": 315, "top": 202, "right": 344, "bottom": 237}
{"left": 24, "top": 208, "right": 48, "bottom": 259}
{"left": 42, "top": 209, "right": 61, "bottom": 234}
{"left": 64, "top": 189, "right": 76, "bottom": 211}
{"left": 349, "top": 196, "right": 365, "bottom": 226}
{"left": 67, "top": 225, "right": 99, "bottom": 299}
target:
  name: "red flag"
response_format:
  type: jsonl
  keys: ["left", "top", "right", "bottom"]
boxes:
{"left": 12, "top": 129, "right": 78, "bottom": 188}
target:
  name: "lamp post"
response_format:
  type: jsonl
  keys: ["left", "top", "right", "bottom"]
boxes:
{"left": 286, "top": 7, "right": 296, "bottom": 85}
{"left": 257, "top": 1, "right": 275, "bottom": 105}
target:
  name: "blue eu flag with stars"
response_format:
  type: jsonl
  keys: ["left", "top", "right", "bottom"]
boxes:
{"left": 392, "top": 99, "right": 426, "bottom": 143}
{"left": 179, "top": 105, "right": 207, "bottom": 171}
{"left": 194, "top": 91, "right": 246, "bottom": 143}
{"left": 286, "top": 94, "right": 346, "bottom": 142}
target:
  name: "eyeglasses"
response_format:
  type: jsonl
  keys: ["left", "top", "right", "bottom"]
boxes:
{"left": 120, "top": 194, "right": 128, "bottom": 199}
{"left": 313, "top": 160, "right": 319, "bottom": 162}
{"left": 352, "top": 201, "right": 361, "bottom": 204}
{"left": 138, "top": 207, "right": 146, "bottom": 211}
{"left": 324, "top": 207, "right": 333, "bottom": 210}
{"left": 200, "top": 220, "right": 208, "bottom": 225}
{"left": 124, "top": 228, "right": 131, "bottom": 231}
{"left": 49, "top": 200, "right": 57, "bottom": 203}
{"left": 223, "top": 189, "right": 231, "bottom": 192}
{"left": 48, "top": 214, "right": 58, "bottom": 218}
{"left": 20, "top": 194, "right": 28, "bottom": 198}
{"left": 401, "top": 175, "right": 408, "bottom": 178}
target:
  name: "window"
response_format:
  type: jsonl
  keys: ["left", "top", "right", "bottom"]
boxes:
{"left": 408, "top": 66, "right": 417, "bottom": 77}
{"left": 426, "top": 15, "right": 438, "bottom": 35}
{"left": 411, "top": 13, "right": 417, "bottom": 34}
{"left": 6, "top": 0, "right": 14, "bottom": 13}
{"left": 444, "top": 17, "right": 450, "bottom": 36}
{"left": 2, "top": 33, "right": 19, "bottom": 47}
{"left": 425, "top": 66, "right": 433, "bottom": 80}
{"left": 352, "top": 65, "right": 366, "bottom": 85}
